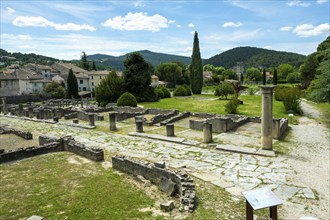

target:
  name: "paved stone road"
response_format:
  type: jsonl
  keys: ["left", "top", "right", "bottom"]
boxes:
{"left": 0, "top": 116, "right": 314, "bottom": 205}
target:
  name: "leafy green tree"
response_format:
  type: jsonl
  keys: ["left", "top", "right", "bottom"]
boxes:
{"left": 95, "top": 71, "right": 124, "bottom": 105}
{"left": 223, "top": 69, "right": 238, "bottom": 80}
{"left": 273, "top": 68, "right": 278, "bottom": 85}
{"left": 214, "top": 82, "right": 234, "bottom": 100}
{"left": 245, "top": 67, "right": 261, "bottom": 81}
{"left": 80, "top": 51, "right": 90, "bottom": 70}
{"left": 123, "top": 52, "right": 157, "bottom": 102}
{"left": 203, "top": 64, "right": 215, "bottom": 71}
{"left": 277, "top": 64, "right": 295, "bottom": 80}
{"left": 286, "top": 72, "right": 298, "bottom": 83}
{"left": 66, "top": 68, "right": 79, "bottom": 98}
{"left": 189, "top": 31, "right": 203, "bottom": 94}
{"left": 262, "top": 69, "right": 266, "bottom": 85}
{"left": 307, "top": 36, "right": 330, "bottom": 102}
{"left": 299, "top": 53, "right": 319, "bottom": 89}
{"left": 44, "top": 81, "right": 65, "bottom": 99}
{"left": 156, "top": 62, "right": 182, "bottom": 87}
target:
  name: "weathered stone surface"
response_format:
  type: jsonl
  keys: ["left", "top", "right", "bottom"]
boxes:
{"left": 27, "top": 216, "right": 45, "bottom": 220}
{"left": 160, "top": 200, "right": 175, "bottom": 212}
{"left": 160, "top": 177, "right": 176, "bottom": 196}
{"left": 137, "top": 175, "right": 151, "bottom": 187}
{"left": 154, "top": 161, "right": 166, "bottom": 169}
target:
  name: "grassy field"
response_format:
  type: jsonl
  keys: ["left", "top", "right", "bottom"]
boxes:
{"left": 0, "top": 152, "right": 158, "bottom": 220}
{"left": 141, "top": 94, "right": 288, "bottom": 119}
{"left": 0, "top": 152, "right": 273, "bottom": 220}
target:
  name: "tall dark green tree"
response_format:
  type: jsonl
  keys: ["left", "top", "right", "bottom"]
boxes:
{"left": 123, "top": 52, "right": 158, "bottom": 102}
{"left": 299, "top": 53, "right": 319, "bottom": 89}
{"left": 81, "top": 51, "right": 90, "bottom": 70}
{"left": 66, "top": 68, "right": 79, "bottom": 98}
{"left": 189, "top": 31, "right": 203, "bottom": 94}
{"left": 273, "top": 68, "right": 278, "bottom": 85}
{"left": 262, "top": 69, "right": 266, "bottom": 85}
{"left": 240, "top": 73, "right": 244, "bottom": 83}
{"left": 92, "top": 61, "right": 97, "bottom": 70}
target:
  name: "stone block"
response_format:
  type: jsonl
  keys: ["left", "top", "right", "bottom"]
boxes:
{"left": 27, "top": 216, "right": 45, "bottom": 220}
{"left": 160, "top": 200, "right": 175, "bottom": 212}
{"left": 154, "top": 161, "right": 166, "bottom": 169}
{"left": 160, "top": 177, "right": 176, "bottom": 196}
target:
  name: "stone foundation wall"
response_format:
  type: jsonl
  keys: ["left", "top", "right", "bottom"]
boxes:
{"left": 148, "top": 110, "right": 179, "bottom": 125}
{"left": 160, "top": 112, "right": 191, "bottom": 126}
{"left": 112, "top": 156, "right": 196, "bottom": 212}
{"left": 77, "top": 111, "right": 104, "bottom": 121}
{"left": 0, "top": 126, "right": 33, "bottom": 139}
{"left": 0, "top": 134, "right": 104, "bottom": 163}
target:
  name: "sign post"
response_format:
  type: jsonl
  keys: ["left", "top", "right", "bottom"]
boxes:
{"left": 242, "top": 188, "right": 282, "bottom": 220}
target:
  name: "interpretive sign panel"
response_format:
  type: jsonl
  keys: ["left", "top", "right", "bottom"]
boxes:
{"left": 242, "top": 187, "right": 282, "bottom": 210}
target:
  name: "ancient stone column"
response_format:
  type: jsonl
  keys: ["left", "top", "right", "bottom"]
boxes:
{"left": 18, "top": 104, "right": 23, "bottom": 116}
{"left": 28, "top": 107, "right": 34, "bottom": 118}
{"left": 1, "top": 98, "right": 8, "bottom": 115}
{"left": 53, "top": 116, "right": 59, "bottom": 123}
{"left": 136, "top": 120, "right": 143, "bottom": 132}
{"left": 88, "top": 114, "right": 95, "bottom": 126}
{"left": 80, "top": 96, "right": 84, "bottom": 108}
{"left": 261, "top": 86, "right": 274, "bottom": 150}
{"left": 203, "top": 122, "right": 212, "bottom": 143}
{"left": 109, "top": 112, "right": 117, "bottom": 131}
{"left": 166, "top": 123, "right": 175, "bottom": 137}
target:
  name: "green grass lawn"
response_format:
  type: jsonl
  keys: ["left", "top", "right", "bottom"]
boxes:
{"left": 141, "top": 94, "right": 288, "bottom": 119}
{"left": 0, "top": 152, "right": 158, "bottom": 220}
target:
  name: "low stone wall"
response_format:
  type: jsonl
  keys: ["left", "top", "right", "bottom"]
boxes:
{"left": 64, "top": 112, "right": 78, "bottom": 119}
{"left": 0, "top": 134, "right": 104, "bottom": 163}
{"left": 160, "top": 112, "right": 191, "bottom": 126}
{"left": 192, "top": 112, "right": 216, "bottom": 118}
{"left": 115, "top": 112, "right": 146, "bottom": 121}
{"left": 148, "top": 110, "right": 179, "bottom": 125}
{"left": 0, "top": 126, "right": 32, "bottom": 139}
{"left": 112, "top": 156, "right": 196, "bottom": 212}
{"left": 77, "top": 111, "right": 104, "bottom": 121}
{"left": 0, "top": 142, "right": 63, "bottom": 163}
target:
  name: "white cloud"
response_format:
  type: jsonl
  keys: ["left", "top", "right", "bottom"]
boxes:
{"left": 222, "top": 22, "right": 243, "bottom": 28}
{"left": 280, "top": 26, "right": 292, "bottom": 31}
{"left": 6, "top": 7, "right": 15, "bottom": 15}
{"left": 12, "top": 16, "right": 96, "bottom": 31}
{"left": 263, "top": 46, "right": 272, "bottom": 49}
{"left": 188, "top": 23, "right": 195, "bottom": 28}
{"left": 134, "top": 1, "right": 146, "bottom": 8}
{"left": 18, "top": 45, "right": 36, "bottom": 49}
{"left": 293, "top": 23, "right": 330, "bottom": 37}
{"left": 169, "top": 20, "right": 176, "bottom": 24}
{"left": 102, "top": 12, "right": 170, "bottom": 32}
{"left": 1, "top": 33, "right": 32, "bottom": 41}
{"left": 316, "top": 0, "right": 328, "bottom": 4}
{"left": 190, "top": 31, "right": 195, "bottom": 35}
{"left": 177, "top": 24, "right": 182, "bottom": 28}
{"left": 287, "top": 0, "right": 310, "bottom": 7}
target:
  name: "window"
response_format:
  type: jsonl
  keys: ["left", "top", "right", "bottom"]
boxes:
{"left": 83, "top": 87, "right": 86, "bottom": 91}
{"left": 91, "top": 76, "right": 94, "bottom": 79}
{"left": 91, "top": 82, "right": 94, "bottom": 86}
{"left": 100, "top": 76, "right": 102, "bottom": 79}
{"left": 80, "top": 80, "right": 83, "bottom": 84}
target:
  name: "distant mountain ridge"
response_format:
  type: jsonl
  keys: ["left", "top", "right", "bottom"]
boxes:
{"left": 88, "top": 50, "right": 192, "bottom": 70}
{"left": 204, "top": 46, "right": 306, "bottom": 69}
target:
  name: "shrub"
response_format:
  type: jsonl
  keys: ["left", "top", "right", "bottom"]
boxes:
{"left": 160, "top": 86, "right": 171, "bottom": 98}
{"left": 155, "top": 88, "right": 164, "bottom": 99}
{"left": 282, "top": 88, "right": 303, "bottom": 115}
{"left": 117, "top": 92, "right": 137, "bottom": 107}
{"left": 274, "top": 85, "right": 290, "bottom": 101}
{"left": 100, "top": 101, "right": 108, "bottom": 107}
{"left": 183, "top": 84, "right": 192, "bottom": 96}
{"left": 225, "top": 98, "right": 240, "bottom": 114}
{"left": 247, "top": 87, "right": 256, "bottom": 95}
{"left": 173, "top": 86, "right": 188, "bottom": 96}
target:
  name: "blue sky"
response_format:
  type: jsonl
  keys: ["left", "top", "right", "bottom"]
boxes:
{"left": 1, "top": 0, "right": 329, "bottom": 60}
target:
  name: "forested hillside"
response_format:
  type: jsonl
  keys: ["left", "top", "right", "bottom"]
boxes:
{"left": 88, "top": 50, "right": 191, "bottom": 70}
{"left": 205, "top": 47, "right": 306, "bottom": 69}
{"left": 0, "top": 49, "right": 59, "bottom": 65}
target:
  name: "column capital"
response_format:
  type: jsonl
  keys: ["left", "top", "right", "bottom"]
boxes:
{"left": 261, "top": 86, "right": 275, "bottom": 94}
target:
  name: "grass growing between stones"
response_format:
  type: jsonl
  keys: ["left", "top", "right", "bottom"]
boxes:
{"left": 0, "top": 152, "right": 159, "bottom": 220}
{"left": 141, "top": 94, "right": 288, "bottom": 118}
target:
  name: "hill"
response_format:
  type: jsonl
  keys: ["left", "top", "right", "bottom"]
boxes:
{"left": 88, "top": 50, "right": 191, "bottom": 70}
{"left": 205, "top": 47, "right": 306, "bottom": 69}
{"left": 0, "top": 49, "right": 59, "bottom": 65}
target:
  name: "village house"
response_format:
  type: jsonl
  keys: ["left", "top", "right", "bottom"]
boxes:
{"left": 88, "top": 70, "right": 109, "bottom": 92}
{"left": 16, "top": 69, "right": 51, "bottom": 95}
{"left": 0, "top": 72, "right": 20, "bottom": 96}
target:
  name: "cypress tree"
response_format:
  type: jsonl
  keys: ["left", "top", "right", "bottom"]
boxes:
{"left": 262, "top": 69, "right": 266, "bottom": 85}
{"left": 240, "top": 73, "right": 244, "bottom": 83}
{"left": 273, "top": 68, "right": 278, "bottom": 85}
{"left": 190, "top": 31, "right": 203, "bottom": 94}
{"left": 81, "top": 52, "right": 90, "bottom": 70}
{"left": 92, "top": 61, "right": 97, "bottom": 70}
{"left": 67, "top": 68, "right": 79, "bottom": 98}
